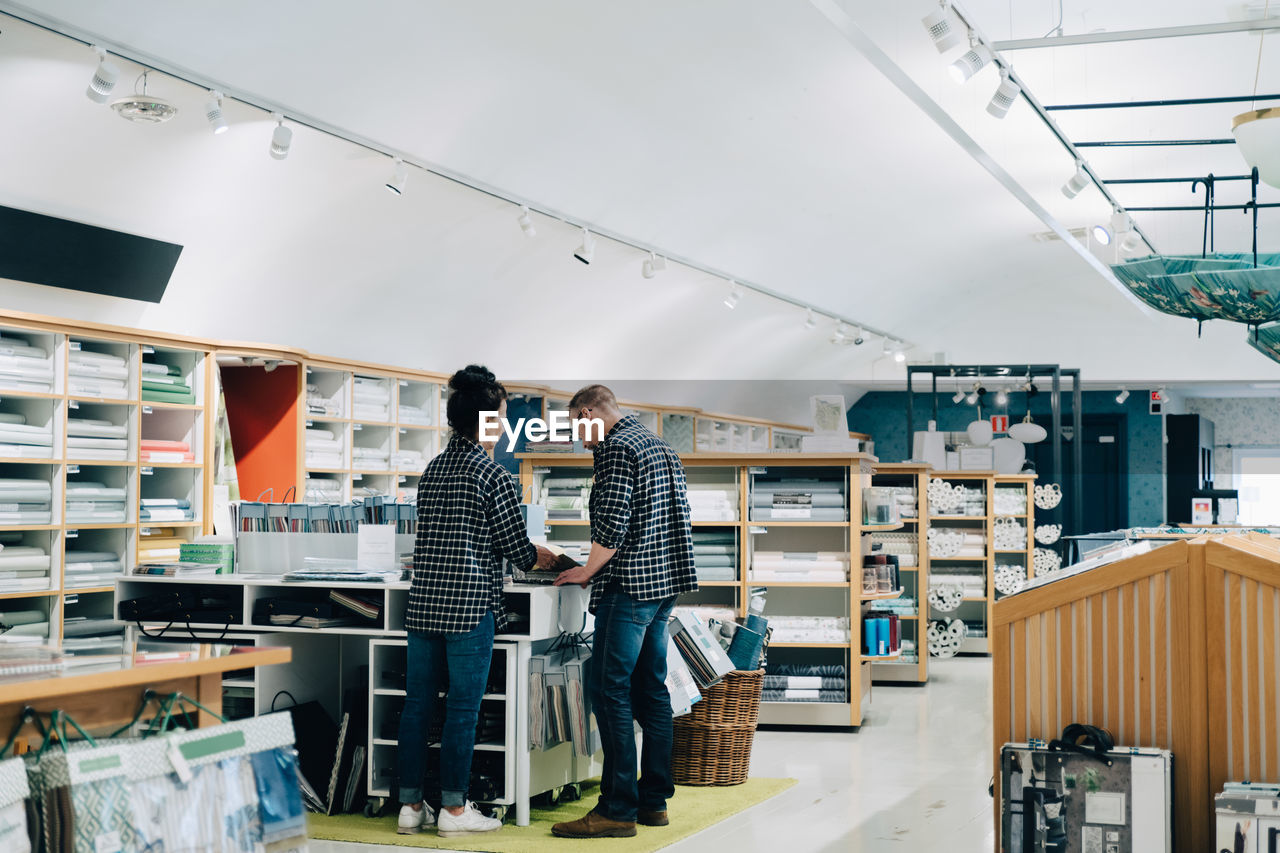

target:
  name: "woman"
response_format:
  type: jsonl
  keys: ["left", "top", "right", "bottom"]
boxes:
{"left": 397, "top": 365, "right": 552, "bottom": 837}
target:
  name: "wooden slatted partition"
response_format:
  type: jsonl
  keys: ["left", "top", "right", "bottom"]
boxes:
{"left": 992, "top": 541, "right": 1211, "bottom": 853}
{"left": 1204, "top": 538, "right": 1280, "bottom": 809}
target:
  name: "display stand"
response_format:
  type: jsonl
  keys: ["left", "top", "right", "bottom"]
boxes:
{"left": 869, "top": 463, "right": 930, "bottom": 683}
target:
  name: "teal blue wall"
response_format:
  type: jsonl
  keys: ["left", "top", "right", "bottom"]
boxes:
{"left": 848, "top": 390, "right": 1163, "bottom": 527}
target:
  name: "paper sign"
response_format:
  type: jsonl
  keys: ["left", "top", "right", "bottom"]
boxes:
{"left": 990, "top": 415, "right": 1009, "bottom": 434}
{"left": 357, "top": 523, "right": 397, "bottom": 570}
{"left": 771, "top": 492, "right": 813, "bottom": 519}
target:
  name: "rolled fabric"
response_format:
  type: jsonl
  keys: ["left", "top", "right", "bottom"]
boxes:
{"left": 692, "top": 544, "right": 735, "bottom": 556}
{"left": 750, "top": 507, "right": 846, "bottom": 521}
{"left": 692, "top": 555, "right": 735, "bottom": 568}
{"left": 752, "top": 480, "right": 843, "bottom": 493}
{"left": 67, "top": 420, "right": 128, "bottom": 438}
{"left": 0, "top": 554, "right": 50, "bottom": 570}
{"left": 750, "top": 492, "right": 845, "bottom": 508}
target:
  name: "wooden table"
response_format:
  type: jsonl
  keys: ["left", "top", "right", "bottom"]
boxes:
{"left": 0, "top": 646, "right": 291, "bottom": 735}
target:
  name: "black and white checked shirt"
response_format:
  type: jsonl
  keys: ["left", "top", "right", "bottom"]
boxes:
{"left": 406, "top": 433, "right": 536, "bottom": 633}
{"left": 588, "top": 415, "right": 698, "bottom": 612}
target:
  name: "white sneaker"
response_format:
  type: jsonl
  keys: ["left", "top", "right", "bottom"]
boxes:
{"left": 397, "top": 802, "right": 437, "bottom": 834}
{"left": 437, "top": 801, "right": 502, "bottom": 838}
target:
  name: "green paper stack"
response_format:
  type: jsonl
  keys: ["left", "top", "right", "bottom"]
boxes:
{"left": 142, "top": 361, "right": 196, "bottom": 405}
{"left": 179, "top": 541, "right": 234, "bottom": 574}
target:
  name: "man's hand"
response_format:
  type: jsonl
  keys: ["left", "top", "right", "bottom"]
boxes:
{"left": 534, "top": 545, "right": 557, "bottom": 569}
{"left": 553, "top": 564, "right": 596, "bottom": 588}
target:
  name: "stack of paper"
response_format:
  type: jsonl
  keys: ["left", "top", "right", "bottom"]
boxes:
{"left": 0, "top": 336, "right": 53, "bottom": 393}
{"left": 141, "top": 360, "right": 195, "bottom": 405}
{"left": 0, "top": 413, "right": 54, "bottom": 459}
{"left": 138, "top": 528, "right": 185, "bottom": 562}
{"left": 67, "top": 417, "right": 129, "bottom": 461}
{"left": 133, "top": 560, "right": 217, "bottom": 577}
{"left": 0, "top": 479, "right": 52, "bottom": 525}
{"left": 397, "top": 404, "right": 432, "bottom": 426}
{"left": 750, "top": 551, "right": 849, "bottom": 583}
{"left": 306, "top": 383, "right": 343, "bottom": 418}
{"left": 541, "top": 477, "right": 592, "bottom": 520}
{"left": 352, "top": 446, "right": 389, "bottom": 470}
{"left": 352, "top": 378, "right": 390, "bottom": 422}
{"left": 65, "top": 482, "right": 128, "bottom": 524}
{"left": 0, "top": 609, "right": 50, "bottom": 640}
{"left": 692, "top": 530, "right": 736, "bottom": 582}
{"left": 305, "top": 476, "right": 344, "bottom": 503}
{"left": 64, "top": 549, "right": 125, "bottom": 588}
{"left": 68, "top": 349, "right": 130, "bottom": 399}
{"left": 0, "top": 544, "right": 50, "bottom": 593}
{"left": 61, "top": 617, "right": 126, "bottom": 657}
{"left": 306, "top": 428, "right": 345, "bottom": 469}
{"left": 686, "top": 485, "right": 738, "bottom": 522}
{"left": 140, "top": 439, "right": 193, "bottom": 463}
{"left": 390, "top": 448, "right": 427, "bottom": 472}
{"left": 139, "top": 498, "right": 194, "bottom": 523}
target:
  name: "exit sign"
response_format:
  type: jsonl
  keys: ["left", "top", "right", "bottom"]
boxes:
{"left": 990, "top": 415, "right": 1009, "bottom": 434}
{"left": 1150, "top": 390, "right": 1164, "bottom": 415}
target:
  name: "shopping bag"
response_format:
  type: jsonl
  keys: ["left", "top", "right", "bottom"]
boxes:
{"left": 0, "top": 757, "right": 31, "bottom": 853}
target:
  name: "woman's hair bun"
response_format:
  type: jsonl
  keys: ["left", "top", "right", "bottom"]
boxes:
{"left": 450, "top": 364, "right": 496, "bottom": 393}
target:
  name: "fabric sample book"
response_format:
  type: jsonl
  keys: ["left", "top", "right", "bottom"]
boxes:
{"left": 141, "top": 361, "right": 196, "bottom": 404}
{"left": 69, "top": 349, "right": 130, "bottom": 399}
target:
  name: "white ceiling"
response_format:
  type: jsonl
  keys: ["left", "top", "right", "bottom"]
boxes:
{"left": 0, "top": 0, "right": 1275, "bottom": 387}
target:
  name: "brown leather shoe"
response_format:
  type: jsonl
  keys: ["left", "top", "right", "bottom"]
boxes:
{"left": 551, "top": 808, "right": 637, "bottom": 838}
{"left": 638, "top": 809, "right": 669, "bottom": 827}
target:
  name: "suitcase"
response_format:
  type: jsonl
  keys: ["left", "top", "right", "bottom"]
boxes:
{"left": 1000, "top": 724, "right": 1172, "bottom": 853}
{"left": 1215, "top": 782, "right": 1280, "bottom": 853}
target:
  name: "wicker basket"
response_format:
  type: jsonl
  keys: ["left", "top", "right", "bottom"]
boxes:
{"left": 672, "top": 669, "right": 764, "bottom": 786}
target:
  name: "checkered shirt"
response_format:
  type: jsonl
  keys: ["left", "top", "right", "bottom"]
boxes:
{"left": 406, "top": 432, "right": 536, "bottom": 633}
{"left": 588, "top": 415, "right": 698, "bottom": 612}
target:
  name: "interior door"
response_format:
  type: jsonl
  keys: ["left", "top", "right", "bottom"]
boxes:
{"left": 1027, "top": 414, "right": 1128, "bottom": 536}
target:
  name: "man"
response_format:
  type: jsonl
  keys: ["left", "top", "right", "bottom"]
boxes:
{"left": 552, "top": 384, "right": 698, "bottom": 839}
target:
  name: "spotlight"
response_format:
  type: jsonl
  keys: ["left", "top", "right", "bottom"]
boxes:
{"left": 831, "top": 322, "right": 847, "bottom": 344}
{"left": 922, "top": 4, "right": 966, "bottom": 53}
{"left": 723, "top": 282, "right": 743, "bottom": 309}
{"left": 263, "top": 359, "right": 280, "bottom": 373}
{"left": 1092, "top": 224, "right": 1112, "bottom": 246}
{"left": 986, "top": 70, "right": 1020, "bottom": 119}
{"left": 1121, "top": 231, "right": 1143, "bottom": 253}
{"left": 205, "top": 90, "right": 228, "bottom": 134}
{"left": 517, "top": 206, "right": 536, "bottom": 237}
{"left": 952, "top": 388, "right": 966, "bottom": 404}
{"left": 573, "top": 228, "right": 596, "bottom": 264}
{"left": 894, "top": 349, "right": 906, "bottom": 363}
{"left": 965, "top": 388, "right": 979, "bottom": 406}
{"left": 1061, "top": 163, "right": 1089, "bottom": 199}
{"left": 995, "top": 387, "right": 1009, "bottom": 406}
{"left": 852, "top": 327, "right": 865, "bottom": 346}
{"left": 385, "top": 158, "right": 408, "bottom": 195}
{"left": 1115, "top": 388, "right": 1129, "bottom": 404}
{"left": 269, "top": 114, "right": 292, "bottom": 160}
{"left": 803, "top": 310, "right": 817, "bottom": 331}
{"left": 948, "top": 44, "right": 992, "bottom": 84}
{"left": 641, "top": 252, "right": 666, "bottom": 279}
{"left": 86, "top": 47, "right": 119, "bottom": 104}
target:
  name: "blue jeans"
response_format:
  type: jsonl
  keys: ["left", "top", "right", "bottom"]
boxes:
{"left": 397, "top": 611, "right": 495, "bottom": 808}
{"left": 590, "top": 589, "right": 676, "bottom": 822}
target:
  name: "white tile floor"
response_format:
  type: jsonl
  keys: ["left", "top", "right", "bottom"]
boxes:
{"left": 311, "top": 658, "right": 995, "bottom": 852}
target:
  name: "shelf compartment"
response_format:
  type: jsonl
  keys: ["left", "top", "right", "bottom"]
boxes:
{"left": 0, "top": 327, "right": 60, "bottom": 396}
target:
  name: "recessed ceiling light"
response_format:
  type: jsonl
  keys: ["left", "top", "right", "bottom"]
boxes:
{"left": 1092, "top": 224, "right": 1112, "bottom": 246}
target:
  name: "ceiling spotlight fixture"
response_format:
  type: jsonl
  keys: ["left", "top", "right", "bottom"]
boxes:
{"left": 205, "top": 90, "right": 228, "bottom": 134}
{"left": 517, "top": 206, "right": 536, "bottom": 238}
{"left": 1062, "top": 162, "right": 1089, "bottom": 199}
{"left": 948, "top": 43, "right": 992, "bottom": 84}
{"left": 893, "top": 348, "right": 906, "bottom": 363}
{"left": 922, "top": 3, "right": 966, "bottom": 53}
{"left": 1115, "top": 388, "right": 1130, "bottom": 404}
{"left": 385, "top": 158, "right": 408, "bottom": 195}
{"left": 965, "top": 384, "right": 980, "bottom": 406}
{"left": 995, "top": 387, "right": 1009, "bottom": 406}
{"left": 1121, "top": 231, "right": 1143, "bottom": 253}
{"left": 851, "top": 327, "right": 865, "bottom": 346}
{"left": 110, "top": 70, "right": 178, "bottom": 123}
{"left": 831, "top": 322, "right": 847, "bottom": 344}
{"left": 573, "top": 228, "right": 596, "bottom": 264}
{"left": 86, "top": 46, "right": 119, "bottom": 104}
{"left": 641, "top": 252, "right": 666, "bottom": 279}
{"left": 269, "top": 114, "right": 292, "bottom": 160}
{"left": 803, "top": 309, "right": 817, "bottom": 330}
{"left": 1091, "top": 224, "right": 1112, "bottom": 246}
{"left": 986, "top": 70, "right": 1020, "bottom": 119}
{"left": 952, "top": 387, "right": 966, "bottom": 404}
{"left": 724, "top": 282, "right": 744, "bottom": 310}
{"left": 1232, "top": 107, "right": 1280, "bottom": 189}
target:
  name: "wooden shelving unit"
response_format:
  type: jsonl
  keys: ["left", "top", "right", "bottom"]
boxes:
{"left": 992, "top": 474, "right": 1037, "bottom": 611}
{"left": 520, "top": 451, "right": 880, "bottom": 727}
{"left": 869, "top": 462, "right": 930, "bottom": 684}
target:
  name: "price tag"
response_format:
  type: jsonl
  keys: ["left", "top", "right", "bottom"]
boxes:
{"left": 306, "top": 420, "right": 313, "bottom": 428}
{"left": 68, "top": 399, "right": 79, "bottom": 409}
{"left": 353, "top": 424, "right": 362, "bottom": 431}
{"left": 166, "top": 740, "right": 193, "bottom": 784}
{"left": 749, "top": 526, "right": 768, "bottom": 535}
{"left": 64, "top": 594, "right": 79, "bottom": 605}
{"left": 66, "top": 529, "right": 78, "bottom": 539}
{"left": 398, "top": 476, "right": 407, "bottom": 483}
{"left": 748, "top": 467, "right": 768, "bottom": 475}
{"left": 67, "top": 464, "right": 80, "bottom": 474}
{"left": 141, "top": 467, "right": 154, "bottom": 476}
{"left": 352, "top": 474, "right": 363, "bottom": 481}
{"left": 69, "top": 341, "right": 82, "bottom": 351}
{"left": 141, "top": 346, "right": 154, "bottom": 355}
{"left": 142, "top": 406, "right": 153, "bottom": 415}
{"left": 398, "top": 428, "right": 406, "bottom": 435}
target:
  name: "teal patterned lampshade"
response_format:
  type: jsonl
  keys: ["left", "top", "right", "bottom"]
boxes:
{"left": 1111, "top": 253, "right": 1280, "bottom": 325}
{"left": 1248, "top": 321, "right": 1280, "bottom": 365}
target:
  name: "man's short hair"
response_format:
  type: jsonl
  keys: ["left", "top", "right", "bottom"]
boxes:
{"left": 569, "top": 384, "right": 617, "bottom": 413}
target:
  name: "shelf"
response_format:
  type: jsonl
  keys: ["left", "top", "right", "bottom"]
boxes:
{"left": 374, "top": 688, "right": 406, "bottom": 697}
{"left": 995, "top": 549, "right": 1030, "bottom": 554}
{"left": 860, "top": 652, "right": 902, "bottom": 662}
{"left": 691, "top": 520, "right": 741, "bottom": 527}
{"left": 351, "top": 419, "right": 395, "bottom": 427}
{"left": 697, "top": 581, "right": 740, "bottom": 587}
{"left": 372, "top": 738, "right": 399, "bottom": 747}
{"left": 222, "top": 679, "right": 255, "bottom": 689}
{"left": 143, "top": 462, "right": 203, "bottom": 469}
{"left": 350, "top": 469, "right": 394, "bottom": 476}
{"left": 305, "top": 467, "right": 349, "bottom": 474}
{"left": 929, "top": 515, "right": 988, "bottom": 521}
{"left": 0, "top": 589, "right": 59, "bottom": 600}
{"left": 747, "top": 581, "right": 849, "bottom": 588}
{"left": 66, "top": 460, "right": 134, "bottom": 467}
{"left": 0, "top": 524, "right": 60, "bottom": 531}
{"left": 141, "top": 402, "right": 203, "bottom": 411}
{"left": 860, "top": 588, "right": 905, "bottom": 601}
{"left": 65, "top": 522, "right": 135, "bottom": 530}
{"left": 68, "top": 395, "right": 139, "bottom": 405}
{"left": 545, "top": 519, "right": 590, "bottom": 526}
{"left": 0, "top": 390, "right": 62, "bottom": 400}
{"left": 62, "top": 585, "right": 117, "bottom": 594}
{"left": 861, "top": 522, "right": 905, "bottom": 532}
{"left": 931, "top": 556, "right": 987, "bottom": 561}
{"left": 770, "top": 642, "right": 850, "bottom": 648}
{"left": 0, "top": 457, "right": 62, "bottom": 465}
{"left": 745, "top": 521, "right": 849, "bottom": 528}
